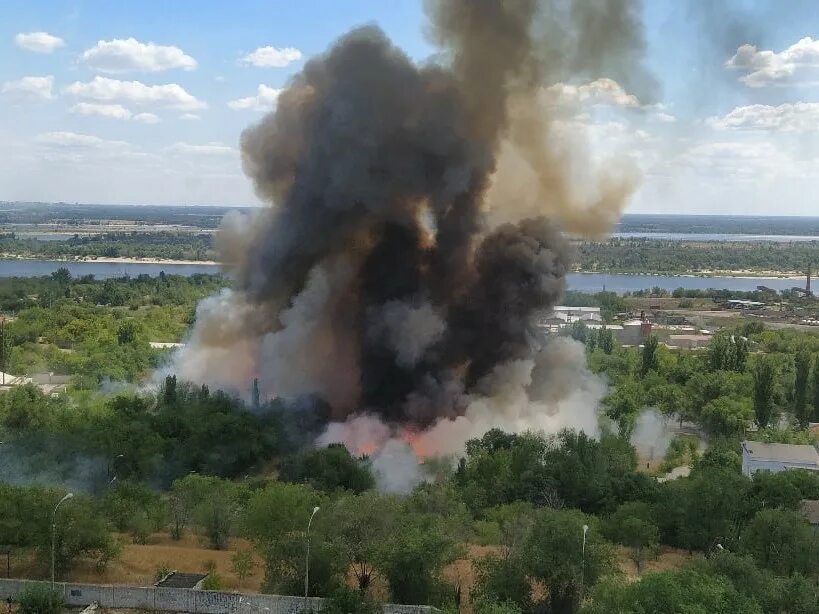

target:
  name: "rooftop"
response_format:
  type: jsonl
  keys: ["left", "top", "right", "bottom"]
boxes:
{"left": 155, "top": 571, "right": 208, "bottom": 589}
{"left": 741, "top": 441, "right": 819, "bottom": 465}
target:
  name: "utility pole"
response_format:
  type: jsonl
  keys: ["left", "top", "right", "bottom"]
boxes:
{"left": 304, "top": 506, "right": 320, "bottom": 611}
{"left": 51, "top": 493, "right": 74, "bottom": 591}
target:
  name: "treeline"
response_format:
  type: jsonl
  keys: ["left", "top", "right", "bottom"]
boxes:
{"left": 0, "top": 379, "right": 296, "bottom": 488}
{"left": 1, "top": 271, "right": 226, "bottom": 385}
{"left": 576, "top": 239, "right": 817, "bottom": 274}
{"left": 2, "top": 428, "right": 818, "bottom": 613}
{"left": 0, "top": 231, "right": 216, "bottom": 261}
{"left": 616, "top": 214, "right": 819, "bottom": 236}
{"left": 588, "top": 323, "right": 819, "bottom": 438}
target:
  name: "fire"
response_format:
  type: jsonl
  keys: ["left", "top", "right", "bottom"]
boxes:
{"left": 358, "top": 441, "right": 378, "bottom": 457}
{"left": 397, "top": 428, "right": 430, "bottom": 462}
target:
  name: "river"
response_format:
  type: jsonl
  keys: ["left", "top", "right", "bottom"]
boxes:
{"left": 0, "top": 258, "right": 806, "bottom": 294}
{"left": 0, "top": 259, "right": 221, "bottom": 279}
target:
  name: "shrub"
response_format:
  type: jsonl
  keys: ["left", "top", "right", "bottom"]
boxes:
{"left": 321, "top": 586, "right": 381, "bottom": 614}
{"left": 17, "top": 584, "right": 64, "bottom": 614}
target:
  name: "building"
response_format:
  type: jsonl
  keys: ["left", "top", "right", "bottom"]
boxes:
{"left": 741, "top": 441, "right": 819, "bottom": 476}
{"left": 725, "top": 299, "right": 765, "bottom": 310}
{"left": 617, "top": 318, "right": 652, "bottom": 346}
{"left": 0, "top": 371, "right": 69, "bottom": 396}
{"left": 534, "top": 306, "right": 602, "bottom": 333}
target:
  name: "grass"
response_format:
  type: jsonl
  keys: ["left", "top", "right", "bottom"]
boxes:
{"left": 8, "top": 532, "right": 264, "bottom": 593}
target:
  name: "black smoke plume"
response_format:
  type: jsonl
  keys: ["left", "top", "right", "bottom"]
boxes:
{"left": 170, "top": 0, "right": 648, "bottom": 460}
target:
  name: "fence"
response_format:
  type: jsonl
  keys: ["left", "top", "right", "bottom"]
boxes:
{"left": 0, "top": 578, "right": 439, "bottom": 614}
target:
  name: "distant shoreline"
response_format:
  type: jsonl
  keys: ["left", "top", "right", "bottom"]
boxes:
{"left": 0, "top": 252, "right": 808, "bottom": 280}
{"left": 571, "top": 270, "right": 806, "bottom": 281}
{"left": 0, "top": 253, "right": 221, "bottom": 266}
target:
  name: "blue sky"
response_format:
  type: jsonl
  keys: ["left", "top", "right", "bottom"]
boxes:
{"left": 2, "top": 1, "right": 819, "bottom": 215}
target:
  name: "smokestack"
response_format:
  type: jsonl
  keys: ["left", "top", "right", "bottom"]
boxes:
{"left": 167, "top": 0, "right": 652, "bottom": 465}
{"left": 807, "top": 265, "right": 812, "bottom": 296}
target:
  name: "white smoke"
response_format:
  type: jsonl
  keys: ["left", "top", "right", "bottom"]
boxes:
{"left": 316, "top": 337, "right": 606, "bottom": 492}
{"left": 371, "top": 439, "right": 427, "bottom": 494}
{"left": 630, "top": 409, "right": 674, "bottom": 460}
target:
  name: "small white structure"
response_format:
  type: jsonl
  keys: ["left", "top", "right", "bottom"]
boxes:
{"left": 741, "top": 441, "right": 819, "bottom": 476}
{"left": 535, "top": 306, "right": 602, "bottom": 333}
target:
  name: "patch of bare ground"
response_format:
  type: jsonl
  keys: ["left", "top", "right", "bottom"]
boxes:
{"left": 7, "top": 533, "right": 263, "bottom": 593}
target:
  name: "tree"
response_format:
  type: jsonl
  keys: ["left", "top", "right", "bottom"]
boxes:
{"left": 325, "top": 491, "right": 399, "bottom": 591}
{"left": 604, "top": 502, "right": 659, "bottom": 573}
{"left": 695, "top": 551, "right": 818, "bottom": 614}
{"left": 699, "top": 396, "right": 752, "bottom": 438}
{"left": 240, "top": 482, "right": 339, "bottom": 597}
{"left": 603, "top": 378, "right": 643, "bottom": 436}
{"left": 471, "top": 554, "right": 531, "bottom": 611}
{"left": 231, "top": 549, "right": 255, "bottom": 589}
{"left": 375, "top": 513, "right": 460, "bottom": 606}
{"left": 116, "top": 320, "right": 140, "bottom": 345}
{"left": 280, "top": 443, "right": 375, "bottom": 493}
{"left": 640, "top": 335, "right": 659, "bottom": 377}
{"left": 813, "top": 354, "right": 819, "bottom": 421}
{"left": 598, "top": 327, "right": 615, "bottom": 355}
{"left": 708, "top": 334, "right": 732, "bottom": 372}
{"left": 521, "top": 509, "right": 615, "bottom": 612}
{"left": 656, "top": 466, "right": 752, "bottom": 552}
{"left": 195, "top": 480, "right": 241, "bottom": 550}
{"left": 35, "top": 492, "right": 119, "bottom": 576}
{"left": 793, "top": 348, "right": 811, "bottom": 427}
{"left": 740, "top": 509, "right": 819, "bottom": 576}
{"left": 752, "top": 356, "right": 777, "bottom": 428}
{"left": 582, "top": 569, "right": 761, "bottom": 614}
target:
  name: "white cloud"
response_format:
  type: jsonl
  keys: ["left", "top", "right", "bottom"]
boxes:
{"left": 1, "top": 75, "right": 54, "bottom": 101}
{"left": 240, "top": 46, "right": 302, "bottom": 68}
{"left": 64, "top": 76, "right": 206, "bottom": 110}
{"left": 179, "top": 113, "right": 201, "bottom": 121}
{"left": 167, "top": 142, "right": 237, "bottom": 156}
{"left": 69, "top": 102, "right": 160, "bottom": 124}
{"left": 708, "top": 103, "right": 819, "bottom": 132}
{"left": 36, "top": 131, "right": 129, "bottom": 150}
{"left": 654, "top": 112, "right": 677, "bottom": 123}
{"left": 227, "top": 85, "right": 281, "bottom": 111}
{"left": 14, "top": 32, "right": 64, "bottom": 53}
{"left": 133, "top": 112, "right": 160, "bottom": 124}
{"left": 80, "top": 38, "right": 197, "bottom": 73}
{"left": 547, "top": 78, "right": 641, "bottom": 108}
{"left": 726, "top": 37, "right": 819, "bottom": 87}
{"left": 70, "top": 102, "right": 132, "bottom": 120}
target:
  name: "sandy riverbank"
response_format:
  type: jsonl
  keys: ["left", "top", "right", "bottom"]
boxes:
{"left": 572, "top": 269, "right": 806, "bottom": 280}
{"left": 0, "top": 253, "right": 221, "bottom": 266}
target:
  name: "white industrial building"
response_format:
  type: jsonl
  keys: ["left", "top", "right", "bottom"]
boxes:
{"left": 741, "top": 441, "right": 819, "bottom": 476}
{"left": 535, "top": 306, "right": 603, "bottom": 333}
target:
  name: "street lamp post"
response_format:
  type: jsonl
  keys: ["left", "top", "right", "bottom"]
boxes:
{"left": 51, "top": 493, "right": 74, "bottom": 590}
{"left": 580, "top": 524, "right": 589, "bottom": 601}
{"left": 304, "top": 506, "right": 320, "bottom": 611}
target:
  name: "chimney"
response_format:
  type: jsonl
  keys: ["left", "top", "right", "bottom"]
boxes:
{"left": 807, "top": 265, "right": 812, "bottom": 296}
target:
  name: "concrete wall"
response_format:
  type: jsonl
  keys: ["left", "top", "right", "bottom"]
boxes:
{"left": 741, "top": 456, "right": 819, "bottom": 476}
{"left": 0, "top": 578, "right": 438, "bottom": 614}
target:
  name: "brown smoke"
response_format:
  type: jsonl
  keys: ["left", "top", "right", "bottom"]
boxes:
{"left": 168, "top": 0, "right": 652, "bottom": 460}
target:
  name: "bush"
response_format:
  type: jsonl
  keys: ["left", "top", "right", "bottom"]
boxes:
{"left": 321, "top": 586, "right": 381, "bottom": 614}
{"left": 17, "top": 584, "right": 64, "bottom": 614}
